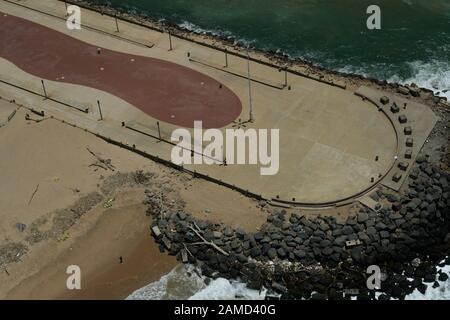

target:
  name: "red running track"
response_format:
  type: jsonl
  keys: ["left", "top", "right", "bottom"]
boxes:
{"left": 0, "top": 12, "right": 242, "bottom": 128}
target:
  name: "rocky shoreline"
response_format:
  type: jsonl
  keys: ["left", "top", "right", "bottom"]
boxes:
{"left": 146, "top": 155, "right": 450, "bottom": 300}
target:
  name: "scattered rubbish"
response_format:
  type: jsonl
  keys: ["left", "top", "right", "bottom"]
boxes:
{"left": 345, "top": 239, "right": 362, "bottom": 248}
{"left": 71, "top": 188, "right": 81, "bottom": 194}
{"left": 103, "top": 197, "right": 115, "bottom": 209}
{"left": 151, "top": 225, "right": 162, "bottom": 239}
{"left": 57, "top": 231, "right": 70, "bottom": 242}
{"left": 15, "top": 223, "right": 27, "bottom": 232}
{"left": 28, "top": 184, "right": 40, "bottom": 205}
{"left": 87, "top": 147, "right": 115, "bottom": 172}
{"left": 181, "top": 249, "right": 188, "bottom": 263}
{"left": 162, "top": 237, "right": 172, "bottom": 250}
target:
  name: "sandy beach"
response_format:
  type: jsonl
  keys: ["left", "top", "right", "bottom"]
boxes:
{"left": 0, "top": 107, "right": 267, "bottom": 299}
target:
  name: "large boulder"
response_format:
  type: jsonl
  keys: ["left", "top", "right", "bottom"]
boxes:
{"left": 342, "top": 225, "right": 354, "bottom": 235}
{"left": 357, "top": 211, "right": 369, "bottom": 223}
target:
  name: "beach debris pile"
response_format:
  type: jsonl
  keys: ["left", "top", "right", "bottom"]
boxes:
{"left": 15, "top": 223, "right": 27, "bottom": 233}
{"left": 0, "top": 170, "right": 159, "bottom": 276}
{"left": 86, "top": 147, "right": 116, "bottom": 172}
{"left": 147, "top": 153, "right": 450, "bottom": 299}
{"left": 0, "top": 242, "right": 28, "bottom": 268}
{"left": 23, "top": 171, "right": 154, "bottom": 246}
{"left": 57, "top": 231, "right": 70, "bottom": 242}
{"left": 26, "top": 192, "right": 104, "bottom": 244}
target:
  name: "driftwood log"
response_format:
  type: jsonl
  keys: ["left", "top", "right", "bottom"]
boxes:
{"left": 187, "top": 225, "right": 229, "bottom": 256}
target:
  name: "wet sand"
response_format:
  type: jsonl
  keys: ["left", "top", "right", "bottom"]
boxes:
{"left": 5, "top": 200, "right": 178, "bottom": 300}
{"left": 6, "top": 217, "right": 179, "bottom": 300}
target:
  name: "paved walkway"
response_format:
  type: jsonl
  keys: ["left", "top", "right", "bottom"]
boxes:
{"left": 0, "top": 12, "right": 241, "bottom": 128}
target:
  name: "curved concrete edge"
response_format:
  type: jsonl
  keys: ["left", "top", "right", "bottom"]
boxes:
{"left": 355, "top": 86, "right": 439, "bottom": 192}
{"left": 270, "top": 90, "right": 400, "bottom": 209}
{"left": 1, "top": 79, "right": 400, "bottom": 210}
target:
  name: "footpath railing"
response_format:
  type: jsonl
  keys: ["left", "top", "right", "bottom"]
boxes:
{"left": 0, "top": 75, "right": 356, "bottom": 208}
{"left": 0, "top": 78, "right": 89, "bottom": 113}
{"left": 3, "top": 0, "right": 154, "bottom": 48}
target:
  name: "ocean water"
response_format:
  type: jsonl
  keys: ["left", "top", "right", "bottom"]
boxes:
{"left": 91, "top": 0, "right": 450, "bottom": 99}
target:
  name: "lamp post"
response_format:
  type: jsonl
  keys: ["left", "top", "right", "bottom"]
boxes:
{"left": 224, "top": 49, "right": 228, "bottom": 68}
{"left": 168, "top": 30, "right": 173, "bottom": 51}
{"left": 41, "top": 80, "right": 48, "bottom": 99}
{"left": 246, "top": 50, "right": 254, "bottom": 122}
{"left": 157, "top": 121, "right": 161, "bottom": 140}
{"left": 97, "top": 100, "right": 103, "bottom": 121}
{"left": 284, "top": 64, "right": 288, "bottom": 87}
{"left": 115, "top": 16, "right": 120, "bottom": 33}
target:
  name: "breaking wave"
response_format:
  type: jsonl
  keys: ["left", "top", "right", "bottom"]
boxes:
{"left": 406, "top": 261, "right": 450, "bottom": 300}
{"left": 126, "top": 264, "right": 267, "bottom": 300}
{"left": 388, "top": 60, "right": 450, "bottom": 100}
{"left": 339, "top": 59, "right": 450, "bottom": 100}
{"left": 127, "top": 262, "right": 450, "bottom": 300}
{"left": 178, "top": 20, "right": 450, "bottom": 101}
{"left": 177, "top": 20, "right": 256, "bottom": 48}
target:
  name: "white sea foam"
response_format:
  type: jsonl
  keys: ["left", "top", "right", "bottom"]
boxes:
{"left": 126, "top": 264, "right": 205, "bottom": 300}
{"left": 339, "top": 59, "right": 450, "bottom": 100}
{"left": 179, "top": 19, "right": 450, "bottom": 100}
{"left": 405, "top": 262, "right": 450, "bottom": 300}
{"left": 126, "top": 264, "right": 268, "bottom": 300}
{"left": 189, "top": 278, "right": 267, "bottom": 300}
{"left": 177, "top": 20, "right": 256, "bottom": 47}
{"left": 388, "top": 60, "right": 450, "bottom": 100}
{"left": 178, "top": 21, "right": 222, "bottom": 37}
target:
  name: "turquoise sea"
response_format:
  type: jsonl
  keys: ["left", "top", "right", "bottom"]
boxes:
{"left": 91, "top": 0, "right": 450, "bottom": 98}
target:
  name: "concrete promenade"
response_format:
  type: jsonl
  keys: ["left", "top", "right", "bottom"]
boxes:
{"left": 0, "top": 0, "right": 437, "bottom": 207}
